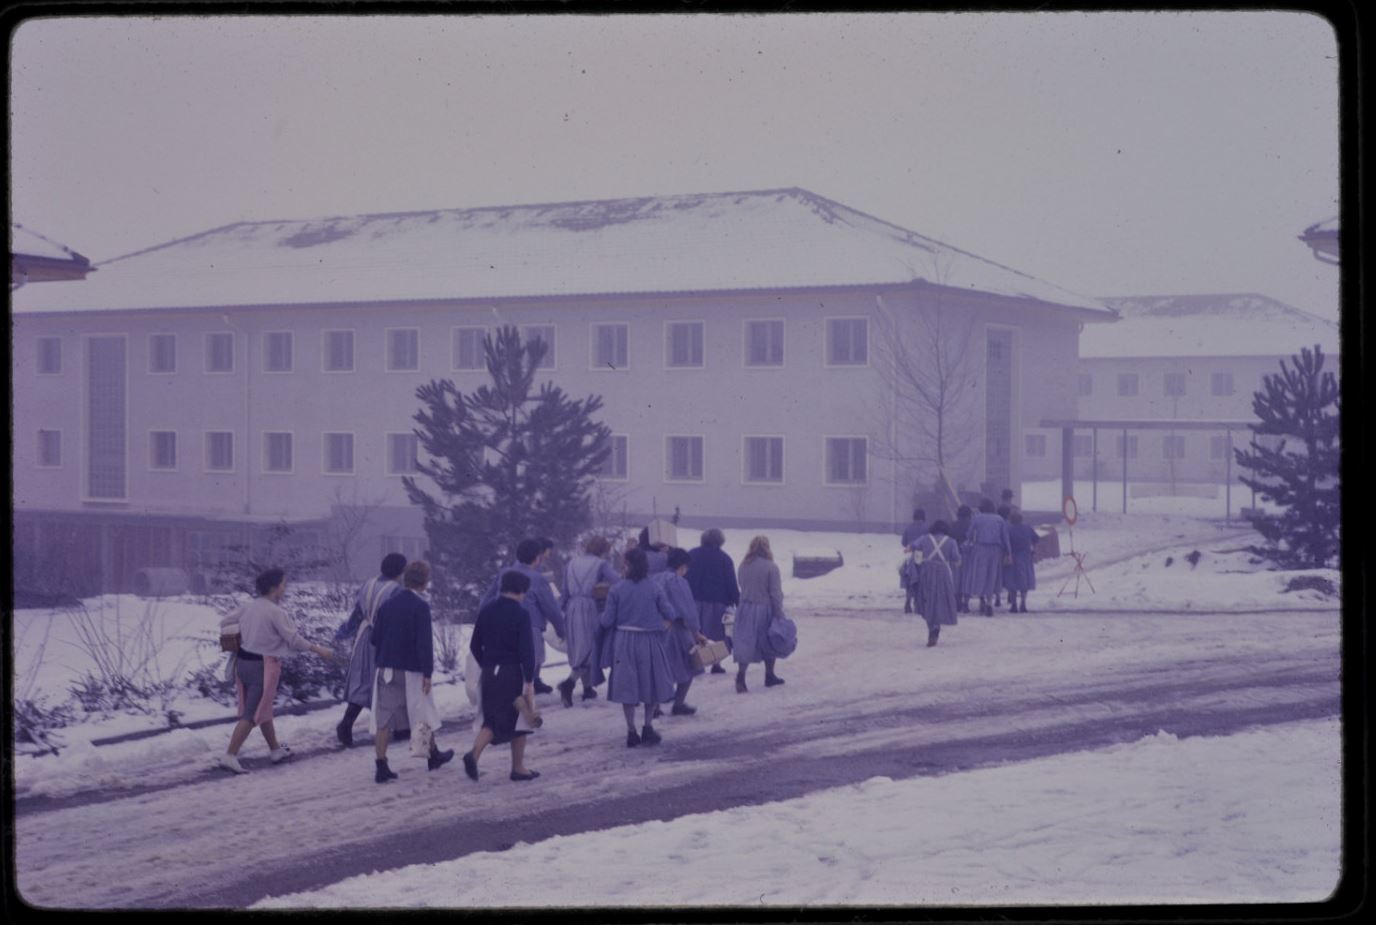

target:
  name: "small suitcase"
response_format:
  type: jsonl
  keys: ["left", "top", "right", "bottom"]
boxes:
{"left": 690, "top": 639, "right": 730, "bottom": 671}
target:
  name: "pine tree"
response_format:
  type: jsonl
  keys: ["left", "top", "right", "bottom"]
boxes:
{"left": 403, "top": 326, "right": 611, "bottom": 617}
{"left": 1235, "top": 344, "right": 1340, "bottom": 568}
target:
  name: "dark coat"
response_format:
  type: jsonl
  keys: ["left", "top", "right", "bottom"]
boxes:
{"left": 371, "top": 589, "right": 434, "bottom": 678}
{"left": 687, "top": 545, "right": 740, "bottom": 606}
{"left": 470, "top": 596, "right": 536, "bottom": 683}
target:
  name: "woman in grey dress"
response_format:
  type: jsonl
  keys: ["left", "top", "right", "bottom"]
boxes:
{"left": 965, "top": 499, "right": 1012, "bottom": 617}
{"left": 912, "top": 521, "right": 962, "bottom": 647}
{"left": 733, "top": 535, "right": 787, "bottom": 693}
{"left": 652, "top": 547, "right": 709, "bottom": 716}
{"left": 557, "top": 535, "right": 621, "bottom": 707}
{"left": 599, "top": 547, "right": 677, "bottom": 747}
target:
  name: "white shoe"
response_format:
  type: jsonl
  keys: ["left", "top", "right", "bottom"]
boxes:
{"left": 219, "top": 754, "right": 249, "bottom": 775}
{"left": 269, "top": 745, "right": 293, "bottom": 764}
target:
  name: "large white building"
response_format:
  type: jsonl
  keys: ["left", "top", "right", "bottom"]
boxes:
{"left": 11, "top": 188, "right": 1112, "bottom": 593}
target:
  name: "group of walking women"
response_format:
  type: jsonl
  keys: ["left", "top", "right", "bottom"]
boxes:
{"left": 220, "top": 526, "right": 795, "bottom": 785}
{"left": 900, "top": 495, "right": 1041, "bottom": 647}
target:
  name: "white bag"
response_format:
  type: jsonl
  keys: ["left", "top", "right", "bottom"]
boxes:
{"left": 544, "top": 624, "right": 567, "bottom": 654}
{"left": 463, "top": 652, "right": 482, "bottom": 706}
{"left": 409, "top": 722, "right": 434, "bottom": 758}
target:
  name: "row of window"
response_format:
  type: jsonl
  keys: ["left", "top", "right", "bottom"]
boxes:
{"left": 35, "top": 430, "right": 872, "bottom": 486}
{"left": 1077, "top": 371, "right": 1237, "bottom": 398}
{"left": 35, "top": 430, "right": 421, "bottom": 476}
{"left": 33, "top": 318, "right": 871, "bottom": 377}
{"left": 1025, "top": 433, "right": 1251, "bottom": 461}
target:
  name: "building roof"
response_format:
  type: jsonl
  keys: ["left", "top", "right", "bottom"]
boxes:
{"left": 1081, "top": 293, "right": 1340, "bottom": 359}
{"left": 10, "top": 224, "right": 92, "bottom": 266}
{"left": 9, "top": 187, "right": 1108, "bottom": 316}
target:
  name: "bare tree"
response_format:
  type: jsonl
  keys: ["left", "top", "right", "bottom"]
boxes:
{"left": 869, "top": 290, "right": 980, "bottom": 518}
{"left": 322, "top": 483, "right": 389, "bottom": 594}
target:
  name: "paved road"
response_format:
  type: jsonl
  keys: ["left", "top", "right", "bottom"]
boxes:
{"left": 13, "top": 611, "right": 1339, "bottom": 910}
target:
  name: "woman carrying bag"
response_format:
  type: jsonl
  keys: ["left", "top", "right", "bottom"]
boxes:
{"left": 732, "top": 535, "right": 791, "bottom": 693}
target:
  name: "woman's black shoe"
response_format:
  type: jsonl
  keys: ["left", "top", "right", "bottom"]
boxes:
{"left": 710, "top": 663, "right": 726, "bottom": 674}
{"left": 557, "top": 678, "right": 576, "bottom": 708}
{"left": 582, "top": 687, "right": 598, "bottom": 701}
{"left": 764, "top": 675, "right": 785, "bottom": 687}
{"left": 375, "top": 759, "right": 398, "bottom": 784}
{"left": 670, "top": 703, "right": 697, "bottom": 716}
{"left": 510, "top": 769, "right": 541, "bottom": 782}
{"left": 927, "top": 626, "right": 940, "bottom": 647}
{"left": 626, "top": 729, "right": 641, "bottom": 748}
{"left": 640, "top": 725, "right": 662, "bottom": 746}
{"left": 533, "top": 680, "right": 554, "bottom": 695}
{"left": 428, "top": 748, "right": 455, "bottom": 771}
{"left": 462, "top": 751, "right": 479, "bottom": 781}
{"left": 336, "top": 720, "right": 353, "bottom": 748}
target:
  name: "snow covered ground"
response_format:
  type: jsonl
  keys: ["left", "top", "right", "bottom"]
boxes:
{"left": 255, "top": 718, "right": 1342, "bottom": 908}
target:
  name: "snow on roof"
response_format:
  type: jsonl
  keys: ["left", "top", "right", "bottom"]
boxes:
{"left": 1082, "top": 294, "right": 1340, "bottom": 359}
{"left": 10, "top": 224, "right": 91, "bottom": 265}
{"left": 9, "top": 188, "right": 1108, "bottom": 316}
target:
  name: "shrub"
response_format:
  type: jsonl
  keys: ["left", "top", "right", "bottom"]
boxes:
{"left": 1283, "top": 575, "right": 1337, "bottom": 597}
{"left": 14, "top": 697, "right": 77, "bottom": 756}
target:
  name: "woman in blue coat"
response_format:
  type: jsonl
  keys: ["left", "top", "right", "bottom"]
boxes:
{"left": 965, "top": 499, "right": 1012, "bottom": 617}
{"left": 1003, "top": 510, "right": 1040, "bottom": 613}
{"left": 557, "top": 535, "right": 621, "bottom": 707}
{"left": 599, "top": 547, "right": 677, "bottom": 747}
{"left": 652, "top": 547, "right": 710, "bottom": 716}
{"left": 912, "top": 521, "right": 962, "bottom": 647}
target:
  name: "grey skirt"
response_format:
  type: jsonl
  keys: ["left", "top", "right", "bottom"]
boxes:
{"left": 374, "top": 669, "right": 410, "bottom": 732}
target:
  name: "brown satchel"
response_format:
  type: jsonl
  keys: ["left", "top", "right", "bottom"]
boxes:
{"left": 219, "top": 633, "right": 241, "bottom": 653}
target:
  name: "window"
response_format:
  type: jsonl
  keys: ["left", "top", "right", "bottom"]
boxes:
{"left": 593, "top": 323, "right": 629, "bottom": 369}
{"left": 324, "top": 433, "right": 354, "bottom": 474}
{"left": 1211, "top": 372, "right": 1235, "bottom": 396}
{"left": 1116, "top": 435, "right": 1138, "bottom": 459}
{"left": 521, "top": 325, "right": 556, "bottom": 370}
{"left": 264, "top": 331, "right": 294, "bottom": 373}
{"left": 37, "top": 430, "right": 61, "bottom": 467}
{"left": 1076, "top": 373, "right": 1093, "bottom": 397}
{"left": 1163, "top": 435, "right": 1186, "bottom": 460}
{"left": 598, "top": 435, "right": 628, "bottom": 480}
{"left": 206, "top": 432, "right": 234, "bottom": 471}
{"left": 1210, "top": 435, "right": 1232, "bottom": 460}
{"left": 150, "top": 431, "right": 178, "bottom": 470}
{"left": 453, "top": 327, "right": 486, "bottom": 371}
{"left": 381, "top": 535, "right": 428, "bottom": 562}
{"left": 745, "top": 320, "right": 784, "bottom": 367}
{"left": 37, "top": 337, "right": 62, "bottom": 375}
{"left": 666, "top": 322, "right": 704, "bottom": 368}
{"left": 388, "top": 433, "right": 419, "bottom": 475}
{"left": 1072, "top": 435, "right": 1093, "bottom": 457}
{"left": 1164, "top": 372, "right": 1187, "bottom": 397}
{"left": 826, "top": 318, "right": 867, "bottom": 366}
{"left": 666, "top": 436, "right": 704, "bottom": 481}
{"left": 324, "top": 330, "right": 355, "bottom": 372}
{"left": 206, "top": 332, "right": 235, "bottom": 373}
{"left": 825, "top": 437, "right": 867, "bottom": 484}
{"left": 86, "top": 335, "right": 127, "bottom": 499}
{"left": 149, "top": 334, "right": 176, "bottom": 373}
{"left": 1116, "top": 373, "right": 1138, "bottom": 397}
{"left": 264, "top": 432, "right": 294, "bottom": 473}
{"left": 744, "top": 436, "right": 784, "bottom": 483}
{"left": 1024, "top": 434, "right": 1047, "bottom": 458}
{"left": 387, "top": 328, "right": 420, "bottom": 371}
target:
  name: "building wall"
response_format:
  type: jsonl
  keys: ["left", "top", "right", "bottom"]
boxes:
{"left": 13, "top": 287, "right": 1080, "bottom": 585}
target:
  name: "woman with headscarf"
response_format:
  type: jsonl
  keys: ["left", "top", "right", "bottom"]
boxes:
{"left": 733, "top": 535, "right": 787, "bottom": 693}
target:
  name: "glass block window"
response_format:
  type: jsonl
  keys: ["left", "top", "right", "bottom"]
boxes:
{"left": 1211, "top": 372, "right": 1235, "bottom": 396}
{"left": 388, "top": 433, "right": 419, "bottom": 475}
{"left": 206, "top": 432, "right": 234, "bottom": 471}
{"left": 826, "top": 437, "right": 867, "bottom": 484}
{"left": 1024, "top": 434, "right": 1047, "bottom": 458}
{"left": 387, "top": 328, "right": 420, "bottom": 371}
{"left": 667, "top": 322, "right": 704, "bottom": 368}
{"left": 150, "top": 431, "right": 178, "bottom": 470}
{"left": 37, "top": 430, "right": 61, "bottom": 467}
{"left": 206, "top": 332, "right": 235, "bottom": 373}
{"left": 1072, "top": 435, "right": 1093, "bottom": 457}
{"left": 1163, "top": 435, "right": 1186, "bottom": 460}
{"left": 324, "top": 330, "right": 355, "bottom": 372}
{"left": 521, "top": 325, "right": 556, "bottom": 369}
{"left": 149, "top": 334, "right": 177, "bottom": 373}
{"left": 264, "top": 331, "right": 294, "bottom": 372}
{"left": 667, "top": 436, "right": 704, "bottom": 481}
{"left": 264, "top": 432, "right": 294, "bottom": 473}
{"left": 1076, "top": 373, "right": 1093, "bottom": 397}
{"left": 1116, "top": 435, "right": 1138, "bottom": 459}
{"left": 593, "top": 324, "right": 629, "bottom": 369}
{"left": 453, "top": 327, "right": 486, "bottom": 371}
{"left": 826, "top": 318, "right": 867, "bottom": 366}
{"left": 1164, "top": 372, "right": 1187, "bottom": 397}
{"left": 745, "top": 320, "right": 784, "bottom": 367}
{"left": 744, "top": 436, "right": 784, "bottom": 483}
{"left": 324, "top": 433, "right": 354, "bottom": 474}
{"left": 1116, "top": 373, "right": 1139, "bottom": 397}
{"left": 86, "top": 336, "right": 127, "bottom": 499}
{"left": 37, "top": 337, "right": 62, "bottom": 374}
{"left": 598, "top": 435, "right": 628, "bottom": 480}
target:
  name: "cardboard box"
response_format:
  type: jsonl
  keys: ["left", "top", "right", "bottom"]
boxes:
{"left": 690, "top": 639, "right": 730, "bottom": 671}
{"left": 646, "top": 518, "right": 677, "bottom": 547}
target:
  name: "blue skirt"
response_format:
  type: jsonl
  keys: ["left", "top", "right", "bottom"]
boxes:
{"left": 965, "top": 544, "right": 1005, "bottom": 597}
{"left": 1003, "top": 551, "right": 1037, "bottom": 592}
{"left": 606, "top": 629, "right": 676, "bottom": 705}
{"left": 731, "top": 601, "right": 775, "bottom": 666}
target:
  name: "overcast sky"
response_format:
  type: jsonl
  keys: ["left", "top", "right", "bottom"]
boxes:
{"left": 9, "top": 12, "right": 1341, "bottom": 320}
